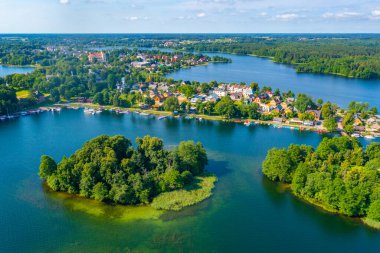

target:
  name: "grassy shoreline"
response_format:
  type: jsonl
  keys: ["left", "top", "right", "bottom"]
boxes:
{"left": 152, "top": 173, "right": 217, "bottom": 211}
{"left": 44, "top": 173, "right": 217, "bottom": 221}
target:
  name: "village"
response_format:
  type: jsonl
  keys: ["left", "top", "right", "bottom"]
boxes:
{"left": 66, "top": 79, "right": 380, "bottom": 139}
{"left": 1, "top": 48, "right": 379, "bottom": 140}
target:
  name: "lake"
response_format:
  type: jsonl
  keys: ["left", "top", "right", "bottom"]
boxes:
{"left": 167, "top": 53, "right": 380, "bottom": 109}
{"left": 0, "top": 65, "right": 34, "bottom": 77}
{"left": 0, "top": 109, "right": 379, "bottom": 253}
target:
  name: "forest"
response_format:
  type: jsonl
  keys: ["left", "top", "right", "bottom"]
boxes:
{"left": 262, "top": 137, "right": 380, "bottom": 225}
{"left": 39, "top": 135, "right": 209, "bottom": 205}
{"left": 163, "top": 35, "right": 380, "bottom": 79}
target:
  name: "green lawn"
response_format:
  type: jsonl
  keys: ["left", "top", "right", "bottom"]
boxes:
{"left": 16, "top": 90, "right": 32, "bottom": 99}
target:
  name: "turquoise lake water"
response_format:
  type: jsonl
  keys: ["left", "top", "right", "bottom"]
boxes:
{"left": 0, "top": 109, "right": 379, "bottom": 253}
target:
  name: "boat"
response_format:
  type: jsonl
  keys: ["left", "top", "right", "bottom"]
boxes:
{"left": 364, "top": 135, "right": 375, "bottom": 140}
{"left": 95, "top": 109, "right": 102, "bottom": 114}
{"left": 84, "top": 108, "right": 95, "bottom": 114}
{"left": 244, "top": 121, "right": 251, "bottom": 126}
{"left": 351, "top": 133, "right": 361, "bottom": 138}
{"left": 140, "top": 112, "right": 149, "bottom": 116}
{"left": 158, "top": 115, "right": 168, "bottom": 120}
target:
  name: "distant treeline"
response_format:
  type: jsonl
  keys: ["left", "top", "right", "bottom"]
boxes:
{"left": 176, "top": 38, "right": 380, "bottom": 79}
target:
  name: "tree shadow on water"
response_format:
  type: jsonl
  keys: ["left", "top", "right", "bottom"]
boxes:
{"left": 261, "top": 176, "right": 371, "bottom": 236}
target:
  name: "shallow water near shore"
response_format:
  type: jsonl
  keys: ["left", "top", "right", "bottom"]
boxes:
{"left": 1, "top": 109, "right": 379, "bottom": 252}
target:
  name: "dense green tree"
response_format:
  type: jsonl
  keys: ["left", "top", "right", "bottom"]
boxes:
{"left": 262, "top": 148, "right": 294, "bottom": 183}
{"left": 39, "top": 135, "right": 208, "bottom": 205}
{"left": 294, "top": 93, "right": 315, "bottom": 113}
{"left": 323, "top": 117, "right": 337, "bottom": 132}
{"left": 163, "top": 96, "right": 179, "bottom": 112}
{"left": 38, "top": 155, "right": 57, "bottom": 180}
{"left": 92, "top": 182, "right": 109, "bottom": 201}
{"left": 262, "top": 136, "right": 380, "bottom": 221}
{"left": 215, "top": 96, "right": 236, "bottom": 119}
{"left": 176, "top": 141, "right": 208, "bottom": 176}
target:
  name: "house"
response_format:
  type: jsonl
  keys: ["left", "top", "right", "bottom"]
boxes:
{"left": 354, "top": 125, "right": 365, "bottom": 131}
{"left": 88, "top": 52, "right": 107, "bottom": 63}
{"left": 254, "top": 97, "right": 262, "bottom": 104}
{"left": 259, "top": 103, "right": 270, "bottom": 113}
{"left": 149, "top": 84, "right": 158, "bottom": 91}
{"left": 34, "top": 90, "right": 45, "bottom": 103}
{"left": 158, "top": 83, "right": 170, "bottom": 93}
{"left": 153, "top": 94, "right": 164, "bottom": 103}
{"left": 273, "top": 117, "right": 284, "bottom": 123}
{"left": 213, "top": 88, "right": 227, "bottom": 97}
{"left": 131, "top": 61, "right": 150, "bottom": 68}
{"left": 190, "top": 95, "right": 205, "bottom": 104}
{"left": 303, "top": 120, "right": 314, "bottom": 126}
{"left": 164, "top": 91, "right": 174, "bottom": 98}
{"left": 353, "top": 115, "right": 364, "bottom": 126}
{"left": 206, "top": 93, "right": 220, "bottom": 102}
{"left": 242, "top": 87, "right": 253, "bottom": 98}
{"left": 290, "top": 118, "right": 303, "bottom": 125}
{"left": 230, "top": 92, "right": 243, "bottom": 101}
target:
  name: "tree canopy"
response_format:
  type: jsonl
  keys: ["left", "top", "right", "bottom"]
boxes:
{"left": 39, "top": 135, "right": 208, "bottom": 205}
{"left": 262, "top": 137, "right": 380, "bottom": 222}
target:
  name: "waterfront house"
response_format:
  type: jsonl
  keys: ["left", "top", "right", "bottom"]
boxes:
{"left": 290, "top": 118, "right": 303, "bottom": 125}
{"left": 303, "top": 120, "right": 314, "bottom": 126}
{"left": 273, "top": 117, "right": 284, "bottom": 123}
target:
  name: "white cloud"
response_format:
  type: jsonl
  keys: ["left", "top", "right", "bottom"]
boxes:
{"left": 322, "top": 11, "right": 361, "bottom": 19}
{"left": 275, "top": 13, "right": 299, "bottom": 21}
{"left": 125, "top": 16, "right": 139, "bottom": 21}
{"left": 124, "top": 16, "right": 149, "bottom": 21}
{"left": 59, "top": 0, "right": 70, "bottom": 4}
{"left": 197, "top": 12, "right": 206, "bottom": 17}
{"left": 370, "top": 10, "right": 380, "bottom": 20}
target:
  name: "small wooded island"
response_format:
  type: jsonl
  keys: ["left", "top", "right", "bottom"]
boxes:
{"left": 39, "top": 135, "right": 216, "bottom": 211}
{"left": 262, "top": 136, "right": 380, "bottom": 228}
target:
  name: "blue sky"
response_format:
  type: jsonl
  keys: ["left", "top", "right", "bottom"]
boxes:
{"left": 0, "top": 0, "right": 379, "bottom": 33}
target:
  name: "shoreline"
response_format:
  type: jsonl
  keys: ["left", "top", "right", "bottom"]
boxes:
{"left": 58, "top": 102, "right": 330, "bottom": 134}
{"left": 1, "top": 102, "right": 378, "bottom": 140}
{"left": 173, "top": 48, "right": 378, "bottom": 80}
{"left": 43, "top": 173, "right": 217, "bottom": 220}
{"left": 279, "top": 182, "right": 380, "bottom": 230}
